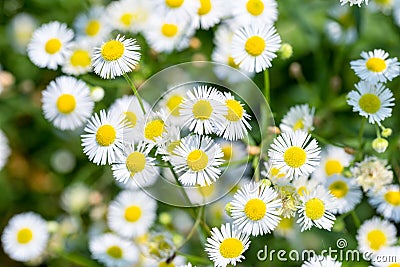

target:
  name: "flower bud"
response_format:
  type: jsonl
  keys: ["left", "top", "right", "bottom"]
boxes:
{"left": 279, "top": 43, "right": 293, "bottom": 60}
{"left": 224, "top": 202, "right": 232, "bottom": 217}
{"left": 372, "top": 138, "right": 389, "bottom": 153}
{"left": 381, "top": 128, "right": 392, "bottom": 138}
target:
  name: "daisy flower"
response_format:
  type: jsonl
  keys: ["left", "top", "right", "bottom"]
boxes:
{"left": 81, "top": 109, "right": 126, "bottom": 165}
{"left": 371, "top": 246, "right": 400, "bottom": 267}
{"left": 368, "top": 184, "right": 400, "bottom": 223}
{"left": 205, "top": 223, "right": 250, "bottom": 267}
{"left": 350, "top": 49, "right": 400, "bottom": 84}
{"left": 27, "top": 21, "right": 73, "bottom": 70}
{"left": 347, "top": 81, "right": 394, "bottom": 125}
{"left": 61, "top": 41, "right": 92, "bottom": 75}
{"left": 144, "top": 16, "right": 195, "bottom": 53}
{"left": 107, "top": 0, "right": 151, "bottom": 33}
{"left": 312, "top": 145, "right": 353, "bottom": 182}
{"left": 156, "top": 87, "right": 187, "bottom": 126}
{"left": 140, "top": 110, "right": 170, "bottom": 147}
{"left": 152, "top": 0, "right": 199, "bottom": 22}
{"left": 324, "top": 175, "right": 362, "bottom": 214}
{"left": 297, "top": 185, "right": 337, "bottom": 231}
{"left": 268, "top": 130, "right": 321, "bottom": 179}
{"left": 109, "top": 95, "right": 151, "bottom": 142}
{"left": 170, "top": 134, "right": 224, "bottom": 186}
{"left": 231, "top": 23, "right": 281, "bottom": 73}
{"left": 340, "top": 0, "right": 368, "bottom": 6}
{"left": 42, "top": 76, "right": 94, "bottom": 130}
{"left": 217, "top": 92, "right": 251, "bottom": 141}
{"left": 231, "top": 0, "right": 278, "bottom": 26}
{"left": 74, "top": 6, "right": 111, "bottom": 44}
{"left": 194, "top": 0, "right": 225, "bottom": 30}
{"left": 280, "top": 104, "right": 315, "bottom": 133}
{"left": 1, "top": 212, "right": 49, "bottom": 262}
{"left": 356, "top": 217, "right": 397, "bottom": 254}
{"left": 179, "top": 85, "right": 227, "bottom": 135}
{"left": 231, "top": 182, "right": 282, "bottom": 236}
{"left": 92, "top": 34, "right": 141, "bottom": 79}
{"left": 89, "top": 233, "right": 139, "bottom": 267}
{"left": 108, "top": 190, "right": 157, "bottom": 239}
{"left": 112, "top": 141, "right": 159, "bottom": 187}
{"left": 217, "top": 138, "right": 248, "bottom": 165}
{"left": 0, "top": 130, "right": 10, "bottom": 170}
{"left": 8, "top": 13, "right": 38, "bottom": 54}
{"left": 301, "top": 255, "right": 342, "bottom": 267}
{"left": 351, "top": 156, "right": 393, "bottom": 192}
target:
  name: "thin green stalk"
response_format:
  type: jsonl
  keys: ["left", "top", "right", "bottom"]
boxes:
{"left": 264, "top": 69, "right": 270, "bottom": 103}
{"left": 358, "top": 118, "right": 366, "bottom": 150}
{"left": 176, "top": 206, "right": 203, "bottom": 250}
{"left": 253, "top": 155, "right": 260, "bottom": 182}
{"left": 351, "top": 210, "right": 361, "bottom": 228}
{"left": 57, "top": 251, "right": 101, "bottom": 267}
{"left": 311, "top": 132, "right": 346, "bottom": 148}
{"left": 122, "top": 73, "right": 146, "bottom": 115}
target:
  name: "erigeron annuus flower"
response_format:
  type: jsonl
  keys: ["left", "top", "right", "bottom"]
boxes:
{"left": 42, "top": 76, "right": 94, "bottom": 130}
{"left": 112, "top": 141, "right": 159, "bottom": 187}
{"left": 280, "top": 104, "right": 315, "bottom": 133}
{"left": 62, "top": 41, "right": 92, "bottom": 75}
{"left": 60, "top": 183, "right": 91, "bottom": 214}
{"left": 140, "top": 110, "right": 170, "bottom": 147}
{"left": 107, "top": 190, "right": 157, "bottom": 239}
{"left": 351, "top": 156, "right": 393, "bottom": 192}
{"left": 81, "top": 109, "right": 126, "bottom": 165}
{"left": 301, "top": 255, "right": 342, "bottom": 267}
{"left": 9, "top": 13, "right": 38, "bottom": 54}
{"left": 170, "top": 135, "right": 224, "bottom": 186}
{"left": 74, "top": 6, "right": 111, "bottom": 44}
{"left": 217, "top": 92, "right": 251, "bottom": 141}
{"left": 157, "top": 87, "right": 187, "bottom": 126}
{"left": 153, "top": 0, "right": 199, "bottom": 22}
{"left": 268, "top": 130, "right": 321, "bottom": 179}
{"left": 350, "top": 49, "right": 400, "bottom": 84}
{"left": 194, "top": 0, "right": 225, "bottom": 30}
{"left": 347, "top": 81, "right": 394, "bottom": 125}
{"left": 371, "top": 246, "right": 400, "bottom": 267}
{"left": 107, "top": 0, "right": 151, "bottom": 33}
{"left": 180, "top": 85, "right": 227, "bottom": 135}
{"left": 205, "top": 223, "right": 250, "bottom": 267}
{"left": 231, "top": 23, "right": 281, "bottom": 73}
{"left": 312, "top": 145, "right": 354, "bottom": 182}
{"left": 324, "top": 175, "right": 362, "bottom": 214}
{"left": 231, "top": 0, "right": 278, "bottom": 26}
{"left": 27, "top": 21, "right": 73, "bottom": 70}
{"left": 217, "top": 139, "right": 248, "bottom": 165}
{"left": 0, "top": 130, "right": 10, "bottom": 171}
{"left": 231, "top": 182, "right": 282, "bottom": 236}
{"left": 340, "top": 0, "right": 369, "bottom": 6}
{"left": 89, "top": 233, "right": 139, "bottom": 267}
{"left": 109, "top": 95, "right": 151, "bottom": 142}
{"left": 92, "top": 34, "right": 141, "bottom": 79}
{"left": 1, "top": 212, "right": 49, "bottom": 262}
{"left": 356, "top": 217, "right": 397, "bottom": 254}
{"left": 297, "top": 185, "right": 337, "bottom": 231}
{"left": 368, "top": 184, "right": 400, "bottom": 223}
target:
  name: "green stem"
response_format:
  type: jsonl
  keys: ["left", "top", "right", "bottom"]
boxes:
{"left": 176, "top": 206, "right": 203, "bottom": 250}
{"left": 264, "top": 69, "right": 270, "bottom": 103}
{"left": 375, "top": 124, "right": 381, "bottom": 138}
{"left": 122, "top": 73, "right": 146, "bottom": 115}
{"left": 358, "top": 118, "right": 366, "bottom": 150}
{"left": 311, "top": 132, "right": 346, "bottom": 148}
{"left": 351, "top": 210, "right": 361, "bottom": 228}
{"left": 57, "top": 251, "right": 101, "bottom": 267}
{"left": 252, "top": 155, "right": 260, "bottom": 182}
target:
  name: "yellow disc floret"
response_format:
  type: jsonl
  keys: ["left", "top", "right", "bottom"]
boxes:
{"left": 358, "top": 93, "right": 381, "bottom": 114}
{"left": 325, "top": 159, "right": 343, "bottom": 176}
{"left": 384, "top": 191, "right": 400, "bottom": 206}
{"left": 367, "top": 229, "right": 387, "bottom": 251}
{"left": 57, "top": 94, "right": 76, "bottom": 114}
{"left": 101, "top": 40, "right": 124, "bottom": 61}
{"left": 124, "top": 205, "right": 142, "bottom": 222}
{"left": 283, "top": 146, "right": 307, "bottom": 168}
{"left": 198, "top": 0, "right": 212, "bottom": 15}
{"left": 244, "top": 198, "right": 267, "bottom": 221}
{"left": 305, "top": 198, "right": 325, "bottom": 220}
{"left": 106, "top": 245, "right": 123, "bottom": 259}
{"left": 187, "top": 149, "right": 208, "bottom": 171}
{"left": 329, "top": 181, "right": 349, "bottom": 198}
{"left": 192, "top": 100, "right": 213, "bottom": 120}
{"left": 166, "top": 0, "right": 184, "bottom": 8}
{"left": 96, "top": 125, "right": 116, "bottom": 146}
{"left": 166, "top": 95, "right": 184, "bottom": 116}
{"left": 85, "top": 20, "right": 100, "bottom": 36}
{"left": 17, "top": 228, "right": 33, "bottom": 244}
{"left": 246, "top": 0, "right": 265, "bottom": 16}
{"left": 245, "top": 36, "right": 265, "bottom": 56}
{"left": 366, "top": 57, "right": 387, "bottom": 73}
{"left": 70, "top": 49, "right": 91, "bottom": 67}
{"left": 225, "top": 99, "right": 244, "bottom": 122}
{"left": 219, "top": 238, "right": 244, "bottom": 259}
{"left": 45, "top": 38, "right": 62, "bottom": 54}
{"left": 144, "top": 119, "right": 165, "bottom": 142}
{"left": 126, "top": 151, "right": 146, "bottom": 175}
{"left": 161, "top": 24, "right": 178, "bottom": 37}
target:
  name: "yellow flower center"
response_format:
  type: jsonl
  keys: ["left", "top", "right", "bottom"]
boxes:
{"left": 297, "top": 186, "right": 309, "bottom": 196}
{"left": 278, "top": 217, "right": 293, "bottom": 230}
{"left": 126, "top": 151, "right": 146, "bottom": 175}
{"left": 166, "top": 0, "right": 184, "bottom": 8}
{"left": 305, "top": 198, "right": 325, "bottom": 220}
{"left": 244, "top": 198, "right": 267, "bottom": 221}
{"left": 144, "top": 119, "right": 165, "bottom": 141}
{"left": 367, "top": 230, "right": 387, "bottom": 251}
{"left": 166, "top": 95, "right": 184, "bottom": 116}
{"left": 161, "top": 24, "right": 178, "bottom": 37}
{"left": 101, "top": 40, "right": 124, "bottom": 61}
{"left": 124, "top": 205, "right": 142, "bottom": 222}
{"left": 366, "top": 57, "right": 387, "bottom": 72}
{"left": 329, "top": 180, "right": 349, "bottom": 198}
{"left": 106, "top": 245, "right": 123, "bottom": 259}
{"left": 124, "top": 111, "right": 138, "bottom": 127}
{"left": 219, "top": 238, "right": 244, "bottom": 259}
{"left": 56, "top": 94, "right": 76, "bottom": 114}
{"left": 388, "top": 264, "right": 400, "bottom": 267}
{"left": 159, "top": 262, "right": 175, "bottom": 267}
{"left": 221, "top": 145, "right": 233, "bottom": 161}
{"left": 228, "top": 56, "right": 239, "bottom": 68}
{"left": 375, "top": 0, "right": 393, "bottom": 5}
{"left": 246, "top": 0, "right": 265, "bottom": 16}
{"left": 225, "top": 99, "right": 244, "bottom": 122}
{"left": 198, "top": 0, "right": 212, "bottom": 15}
{"left": 358, "top": 93, "right": 381, "bottom": 114}
{"left": 45, "top": 38, "right": 62, "bottom": 54}
{"left": 85, "top": 20, "right": 100, "bottom": 36}
{"left": 70, "top": 49, "right": 91, "bottom": 67}
{"left": 17, "top": 228, "right": 33, "bottom": 244}
{"left": 293, "top": 119, "right": 304, "bottom": 131}
{"left": 270, "top": 167, "right": 286, "bottom": 178}
{"left": 120, "top": 13, "right": 134, "bottom": 26}
{"left": 384, "top": 191, "right": 400, "bottom": 206}
{"left": 197, "top": 184, "right": 214, "bottom": 196}
{"left": 325, "top": 159, "right": 343, "bottom": 176}
{"left": 187, "top": 149, "right": 208, "bottom": 171}
{"left": 245, "top": 36, "right": 266, "bottom": 57}
{"left": 167, "top": 140, "right": 180, "bottom": 155}
{"left": 283, "top": 146, "right": 307, "bottom": 168}
{"left": 192, "top": 100, "right": 213, "bottom": 120}
{"left": 96, "top": 125, "right": 116, "bottom": 146}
